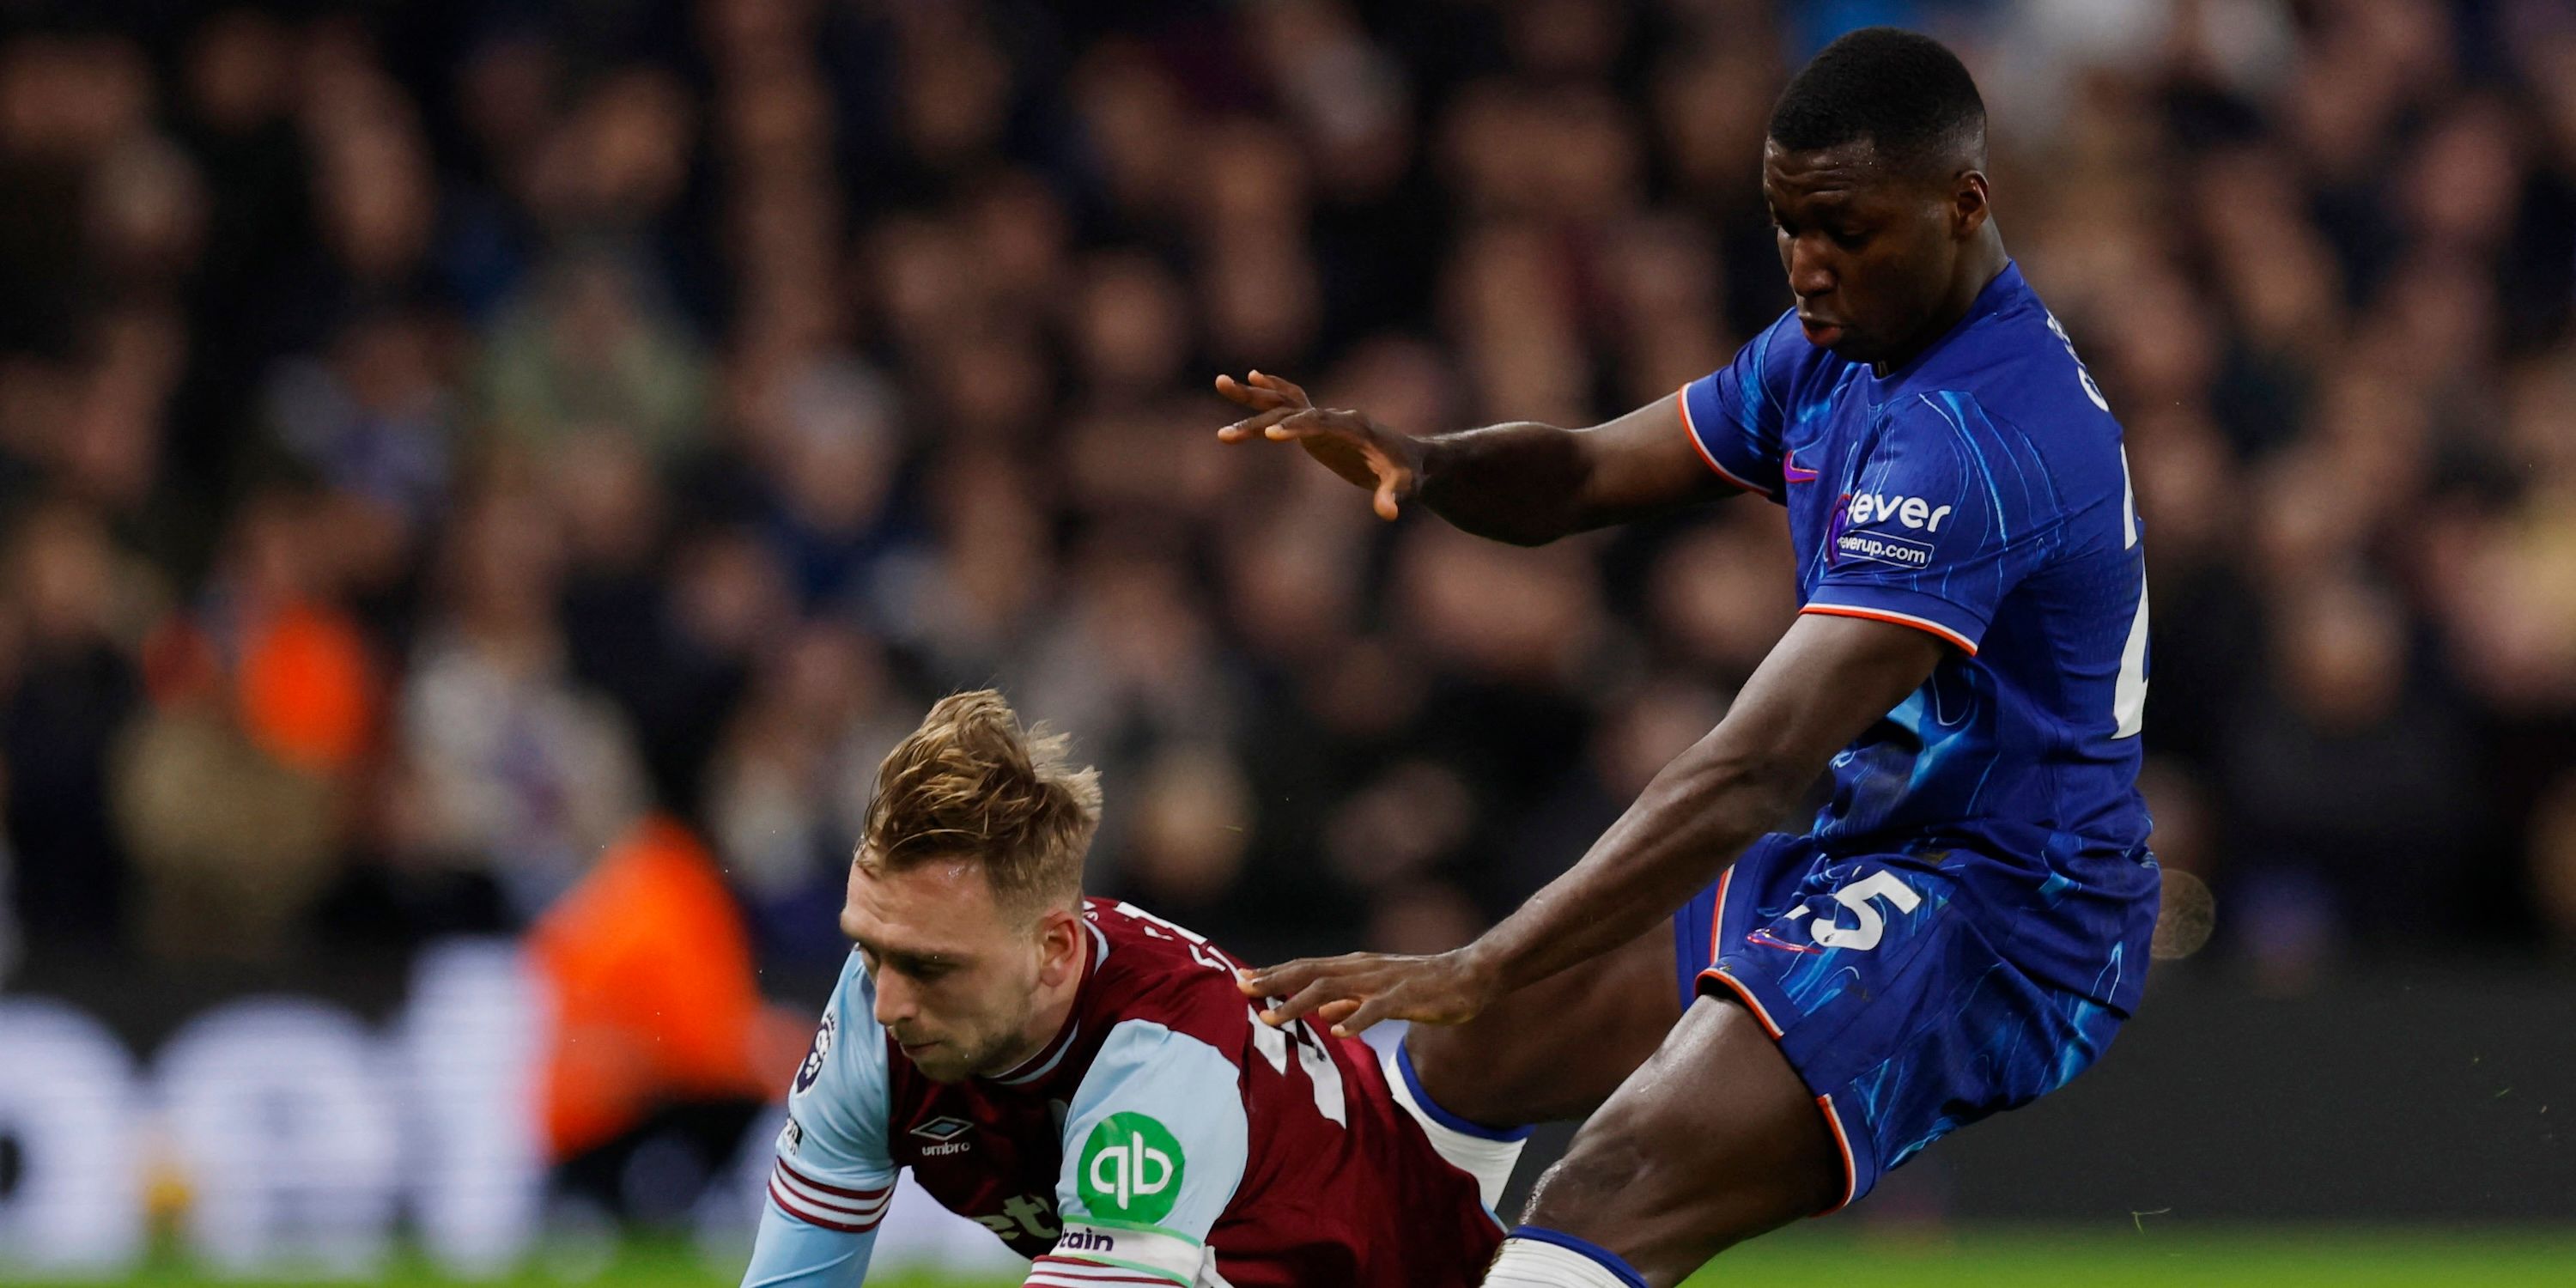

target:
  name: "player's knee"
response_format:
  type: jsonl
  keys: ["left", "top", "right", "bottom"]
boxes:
{"left": 1403, "top": 1024, "right": 1508, "bottom": 1123}
{"left": 1534, "top": 1101, "right": 1713, "bottom": 1224}
{"left": 1528, "top": 1121, "right": 1655, "bottom": 1218}
{"left": 1522, "top": 1069, "right": 1828, "bottom": 1267}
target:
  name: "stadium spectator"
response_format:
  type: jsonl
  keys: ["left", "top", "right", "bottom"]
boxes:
{"left": 0, "top": 0, "right": 2568, "bottom": 993}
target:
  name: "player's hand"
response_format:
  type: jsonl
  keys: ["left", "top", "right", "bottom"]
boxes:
{"left": 1214, "top": 370, "right": 1422, "bottom": 521}
{"left": 1234, "top": 948, "right": 1495, "bottom": 1038}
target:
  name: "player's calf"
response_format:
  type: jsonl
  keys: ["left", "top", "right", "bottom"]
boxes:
{"left": 1498, "top": 994, "right": 1840, "bottom": 1288}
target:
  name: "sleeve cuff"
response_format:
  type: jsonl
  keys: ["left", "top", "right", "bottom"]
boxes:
{"left": 1677, "top": 383, "right": 1780, "bottom": 499}
{"left": 1800, "top": 586, "right": 1986, "bottom": 655}
{"left": 768, "top": 1157, "right": 891, "bottom": 1231}
{"left": 1029, "top": 1221, "right": 1204, "bottom": 1286}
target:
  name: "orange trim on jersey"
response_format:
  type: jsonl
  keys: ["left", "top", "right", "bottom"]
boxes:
{"left": 1798, "top": 603, "right": 1979, "bottom": 656}
{"left": 1695, "top": 965, "right": 1784, "bottom": 1039}
{"left": 1710, "top": 867, "right": 1732, "bottom": 951}
{"left": 1814, "top": 1093, "right": 1862, "bottom": 1214}
{"left": 1675, "top": 385, "right": 1773, "bottom": 496}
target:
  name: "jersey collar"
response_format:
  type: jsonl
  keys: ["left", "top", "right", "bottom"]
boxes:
{"left": 1867, "top": 258, "right": 2027, "bottom": 390}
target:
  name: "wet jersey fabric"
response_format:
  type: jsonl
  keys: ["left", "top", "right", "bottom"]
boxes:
{"left": 741, "top": 898, "right": 1501, "bottom": 1287}
{"left": 1679, "top": 260, "right": 2157, "bottom": 1016}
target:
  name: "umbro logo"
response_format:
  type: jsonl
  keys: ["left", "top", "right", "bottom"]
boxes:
{"left": 913, "top": 1116, "right": 975, "bottom": 1155}
{"left": 914, "top": 1116, "right": 974, "bottom": 1141}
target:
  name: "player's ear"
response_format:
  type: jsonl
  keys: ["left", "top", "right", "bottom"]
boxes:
{"left": 1950, "top": 169, "right": 1990, "bottom": 239}
{"left": 1034, "top": 906, "right": 1084, "bottom": 988}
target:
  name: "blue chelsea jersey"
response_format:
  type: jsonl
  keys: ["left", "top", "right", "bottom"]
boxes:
{"left": 1682, "top": 262, "right": 2154, "bottom": 878}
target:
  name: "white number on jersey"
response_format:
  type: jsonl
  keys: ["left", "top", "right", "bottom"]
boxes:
{"left": 2112, "top": 446, "right": 2148, "bottom": 739}
{"left": 1785, "top": 870, "right": 1924, "bottom": 952}
{"left": 2044, "top": 311, "right": 2111, "bottom": 413}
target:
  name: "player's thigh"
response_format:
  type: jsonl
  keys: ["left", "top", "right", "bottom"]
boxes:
{"left": 1405, "top": 914, "right": 1683, "bottom": 1127}
{"left": 1519, "top": 993, "right": 1841, "bottom": 1286}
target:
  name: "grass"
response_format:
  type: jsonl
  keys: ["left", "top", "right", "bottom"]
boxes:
{"left": 1689, "top": 1225, "right": 2576, "bottom": 1286}
{"left": 10, "top": 1227, "right": 2576, "bottom": 1286}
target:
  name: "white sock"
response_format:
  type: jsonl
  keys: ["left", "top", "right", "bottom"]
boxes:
{"left": 1382, "top": 1040, "right": 1528, "bottom": 1212}
{"left": 1481, "top": 1233, "right": 1644, "bottom": 1288}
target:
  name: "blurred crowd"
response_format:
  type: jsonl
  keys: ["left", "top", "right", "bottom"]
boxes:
{"left": 1, "top": 0, "right": 2573, "bottom": 1002}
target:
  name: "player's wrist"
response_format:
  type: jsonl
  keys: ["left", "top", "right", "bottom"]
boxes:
{"left": 1443, "top": 943, "right": 1506, "bottom": 1010}
{"left": 1404, "top": 428, "right": 1449, "bottom": 489}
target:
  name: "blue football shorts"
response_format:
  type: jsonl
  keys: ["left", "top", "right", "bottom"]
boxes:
{"left": 1670, "top": 831, "right": 2146, "bottom": 1211}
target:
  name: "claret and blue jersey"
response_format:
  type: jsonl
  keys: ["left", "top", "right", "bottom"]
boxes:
{"left": 1668, "top": 262, "right": 2162, "bottom": 1208}
{"left": 741, "top": 899, "right": 1501, "bottom": 1288}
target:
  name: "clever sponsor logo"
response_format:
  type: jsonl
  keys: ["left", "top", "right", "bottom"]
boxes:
{"left": 1837, "top": 531, "right": 1935, "bottom": 569}
{"left": 1844, "top": 493, "right": 1953, "bottom": 532}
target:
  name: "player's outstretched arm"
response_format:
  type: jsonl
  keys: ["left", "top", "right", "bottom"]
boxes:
{"left": 1215, "top": 371, "right": 1731, "bottom": 544}
{"left": 1242, "top": 613, "right": 1944, "bottom": 1036}
{"left": 742, "top": 1204, "right": 877, "bottom": 1288}
{"left": 744, "top": 960, "right": 897, "bottom": 1287}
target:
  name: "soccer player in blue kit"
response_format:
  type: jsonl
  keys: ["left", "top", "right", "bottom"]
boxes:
{"left": 1220, "top": 27, "right": 2157, "bottom": 1288}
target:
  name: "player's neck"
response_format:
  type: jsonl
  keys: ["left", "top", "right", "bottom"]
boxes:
{"left": 1871, "top": 233, "right": 2009, "bottom": 379}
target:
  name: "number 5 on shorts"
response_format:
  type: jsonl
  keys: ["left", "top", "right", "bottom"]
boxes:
{"left": 1789, "top": 870, "right": 1923, "bottom": 951}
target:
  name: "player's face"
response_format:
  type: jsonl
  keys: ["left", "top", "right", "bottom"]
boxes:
{"left": 1763, "top": 138, "right": 1976, "bottom": 367}
{"left": 841, "top": 857, "right": 1055, "bottom": 1083}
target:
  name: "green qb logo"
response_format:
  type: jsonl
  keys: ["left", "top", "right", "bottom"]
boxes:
{"left": 1077, "top": 1113, "right": 1185, "bottom": 1223}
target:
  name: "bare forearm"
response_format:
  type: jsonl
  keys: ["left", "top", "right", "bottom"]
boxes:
{"left": 1237, "top": 616, "right": 1941, "bottom": 1041}
{"left": 1464, "top": 737, "right": 1801, "bottom": 995}
{"left": 1413, "top": 422, "right": 1595, "bottom": 546}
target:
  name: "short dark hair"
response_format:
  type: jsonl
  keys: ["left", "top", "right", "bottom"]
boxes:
{"left": 1767, "top": 27, "right": 1986, "bottom": 176}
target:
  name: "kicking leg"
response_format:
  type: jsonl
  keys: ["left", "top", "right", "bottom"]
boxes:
{"left": 1492, "top": 993, "right": 1841, "bottom": 1287}
{"left": 1384, "top": 916, "right": 1686, "bottom": 1212}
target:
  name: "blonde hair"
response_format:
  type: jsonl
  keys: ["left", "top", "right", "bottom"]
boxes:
{"left": 858, "top": 690, "right": 1103, "bottom": 917}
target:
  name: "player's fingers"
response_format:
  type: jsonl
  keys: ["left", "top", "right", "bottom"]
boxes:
{"left": 1247, "top": 369, "right": 1310, "bottom": 406}
{"left": 1218, "top": 405, "right": 1299, "bottom": 442}
{"left": 1261, "top": 407, "right": 1363, "bottom": 441}
{"left": 1264, "top": 977, "right": 1352, "bottom": 1026}
{"left": 1372, "top": 471, "right": 1402, "bottom": 521}
{"left": 1328, "top": 995, "right": 1394, "bottom": 1038}
{"left": 1215, "top": 373, "right": 1294, "bottom": 411}
{"left": 1238, "top": 957, "right": 1325, "bottom": 999}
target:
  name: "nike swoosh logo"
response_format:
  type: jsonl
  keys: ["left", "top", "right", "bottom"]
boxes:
{"left": 1747, "top": 929, "right": 1823, "bottom": 955}
{"left": 1783, "top": 451, "right": 1820, "bottom": 483}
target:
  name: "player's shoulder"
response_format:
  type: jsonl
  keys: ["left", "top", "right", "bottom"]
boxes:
{"left": 772, "top": 948, "right": 897, "bottom": 1206}
{"left": 1937, "top": 278, "right": 2124, "bottom": 446}
{"left": 1890, "top": 300, "right": 2127, "bottom": 496}
{"left": 1078, "top": 900, "right": 1264, "bottom": 1060}
{"left": 790, "top": 951, "right": 891, "bottom": 1107}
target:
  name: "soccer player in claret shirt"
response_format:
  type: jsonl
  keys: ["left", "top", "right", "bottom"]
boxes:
{"left": 737, "top": 690, "right": 1507, "bottom": 1288}
{"left": 1223, "top": 27, "right": 2159, "bottom": 1288}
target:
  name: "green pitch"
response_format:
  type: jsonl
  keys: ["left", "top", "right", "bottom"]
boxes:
{"left": 9, "top": 1228, "right": 2575, "bottom": 1286}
